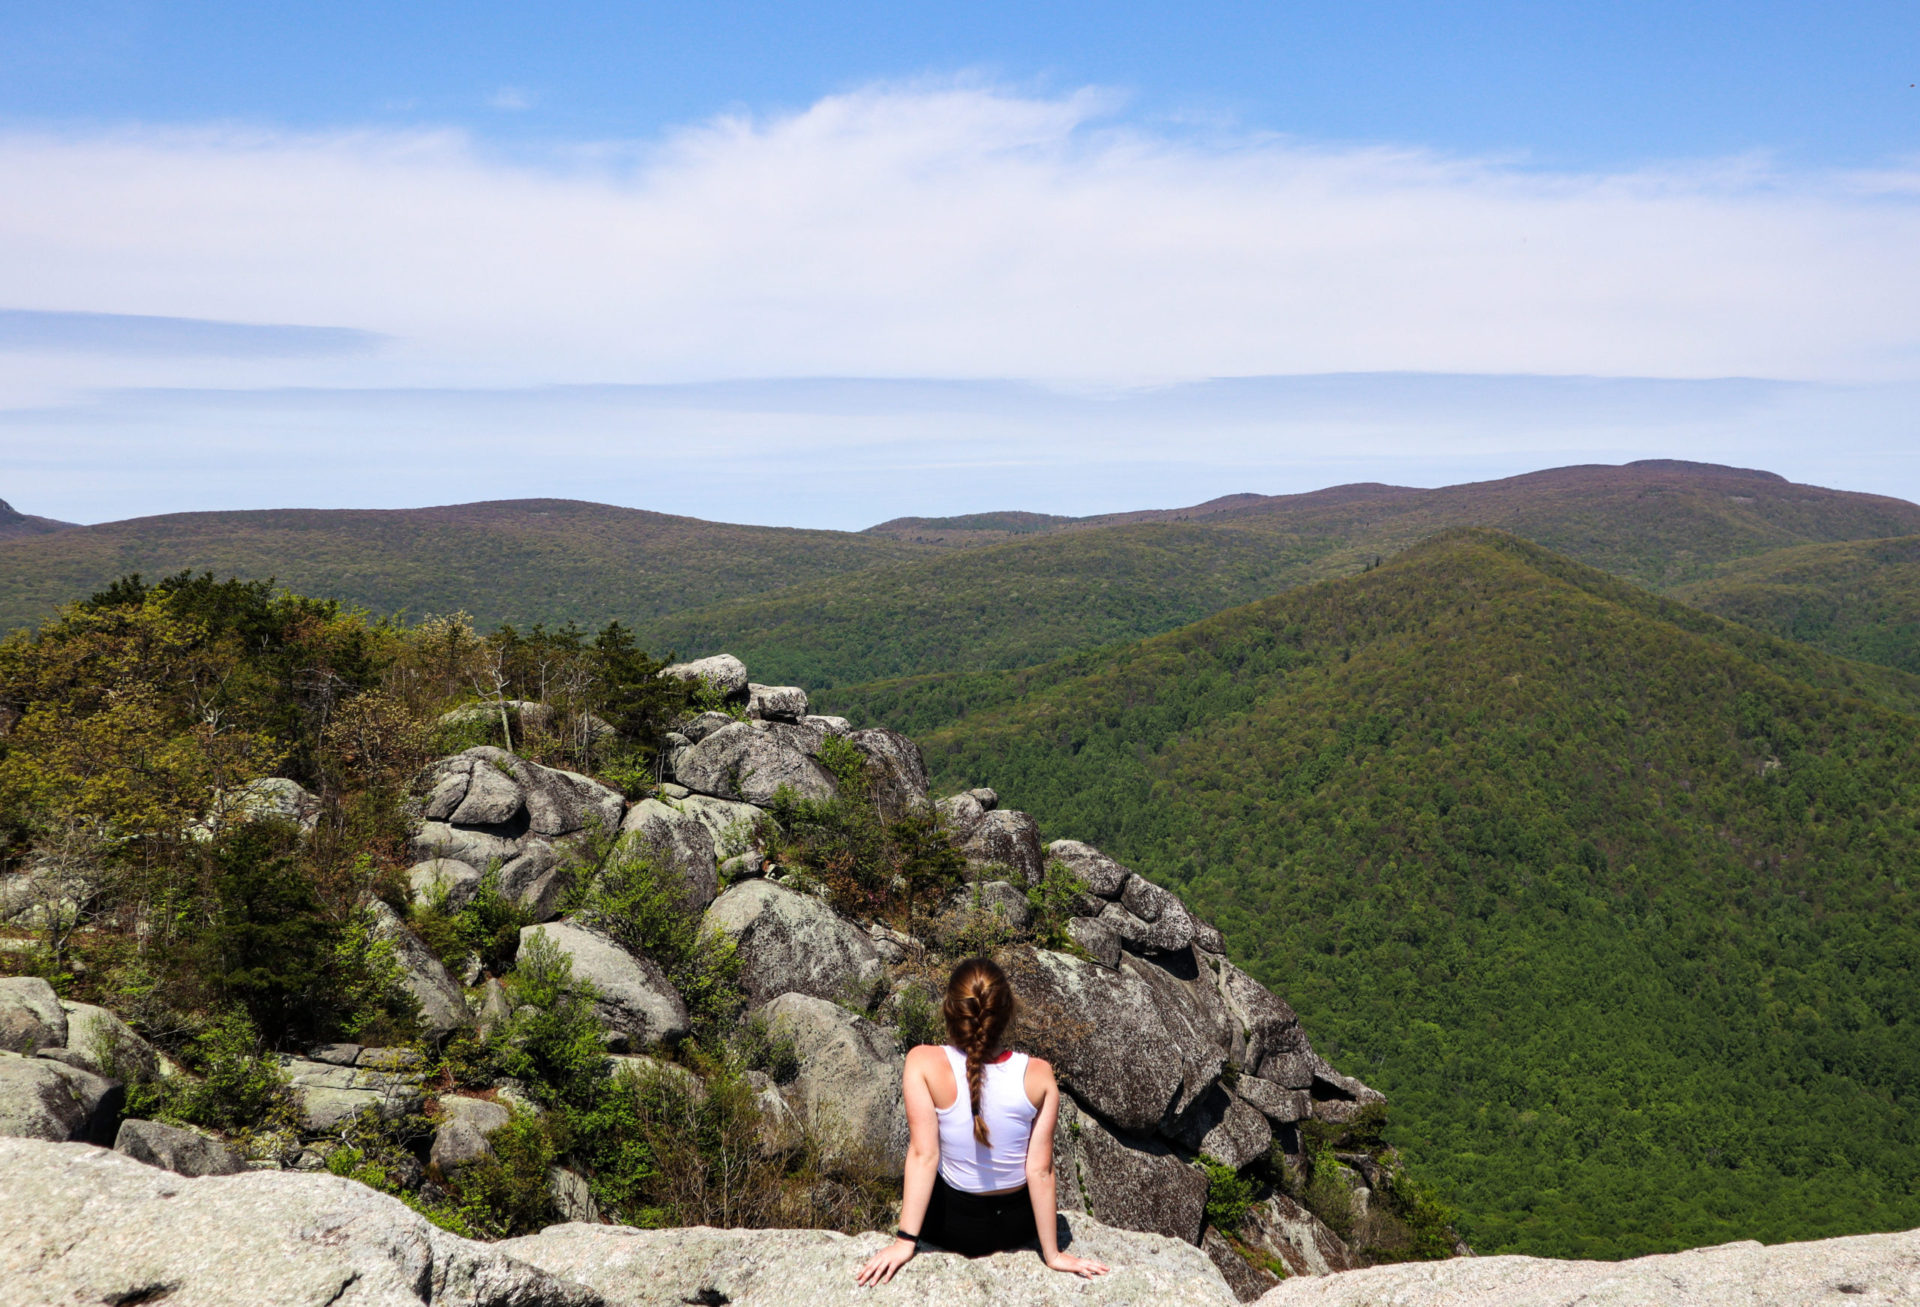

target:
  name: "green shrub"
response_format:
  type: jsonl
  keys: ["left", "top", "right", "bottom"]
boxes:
{"left": 894, "top": 981, "right": 943, "bottom": 1052}
{"left": 409, "top": 866, "right": 535, "bottom": 977}
{"left": 496, "top": 933, "right": 608, "bottom": 1108}
{"left": 160, "top": 1009, "right": 296, "bottom": 1133}
{"left": 735, "top": 1013, "right": 800, "bottom": 1084}
{"left": 1026, "top": 859, "right": 1090, "bottom": 952}
{"left": 569, "top": 840, "right": 744, "bottom": 1041}
{"left": 1201, "top": 1154, "right": 1258, "bottom": 1232}
{"left": 430, "top": 1110, "right": 562, "bottom": 1238}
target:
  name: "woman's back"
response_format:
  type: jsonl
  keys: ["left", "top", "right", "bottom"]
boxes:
{"left": 932, "top": 1044, "right": 1037, "bottom": 1193}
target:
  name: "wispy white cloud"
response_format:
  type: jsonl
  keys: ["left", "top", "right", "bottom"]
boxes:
{"left": 0, "top": 82, "right": 1916, "bottom": 399}
{"left": 486, "top": 86, "right": 534, "bottom": 111}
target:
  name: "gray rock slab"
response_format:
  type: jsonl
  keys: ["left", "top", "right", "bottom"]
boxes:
{"left": 280, "top": 1057, "right": 421, "bottom": 1131}
{"left": 1054, "top": 1094, "right": 1209, "bottom": 1246}
{"left": 1252, "top": 1225, "right": 1920, "bottom": 1305}
{"left": 1243, "top": 1193, "right": 1356, "bottom": 1278}
{"left": 746, "top": 683, "right": 809, "bottom": 722}
{"left": 1065, "top": 915, "right": 1122, "bottom": 968}
{"left": 946, "top": 879, "right": 1034, "bottom": 932}
{"left": 60, "top": 1002, "right": 156, "bottom": 1079}
{"left": 1045, "top": 839, "right": 1134, "bottom": 899}
{"left": 114, "top": 1118, "right": 246, "bottom": 1177}
{"left": 368, "top": 898, "right": 474, "bottom": 1041}
{"left": 702, "top": 880, "right": 884, "bottom": 1008}
{"left": 1117, "top": 876, "right": 1197, "bottom": 953}
{"left": 431, "top": 1118, "right": 494, "bottom": 1178}
{"left": 847, "top": 726, "right": 931, "bottom": 818}
{"left": 498, "top": 1213, "right": 1235, "bottom": 1306}
{"left": 0, "top": 1137, "right": 600, "bottom": 1306}
{"left": 1171, "top": 1084, "right": 1272, "bottom": 1170}
{"left": 1234, "top": 1075, "right": 1312, "bottom": 1125}
{"left": 409, "top": 858, "right": 484, "bottom": 909}
{"left": 618, "top": 798, "right": 719, "bottom": 910}
{"left": 1012, "top": 948, "right": 1183, "bottom": 1133}
{"left": 438, "top": 1094, "right": 513, "bottom": 1135}
{"left": 759, "top": 993, "right": 907, "bottom": 1176}
{"left": 519, "top": 920, "right": 690, "bottom": 1050}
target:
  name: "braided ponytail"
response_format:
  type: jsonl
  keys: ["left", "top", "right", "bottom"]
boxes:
{"left": 942, "top": 957, "right": 1016, "bottom": 1145}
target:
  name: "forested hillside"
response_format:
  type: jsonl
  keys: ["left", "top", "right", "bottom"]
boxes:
{"left": 0, "top": 499, "right": 935, "bottom": 633}
{"left": 823, "top": 531, "right": 1920, "bottom": 1258}
{"left": 1674, "top": 535, "right": 1920, "bottom": 676}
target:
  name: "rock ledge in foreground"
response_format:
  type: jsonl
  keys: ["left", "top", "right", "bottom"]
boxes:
{"left": 499, "top": 1217, "right": 1237, "bottom": 1306}
{"left": 1252, "top": 1226, "right": 1920, "bottom": 1307}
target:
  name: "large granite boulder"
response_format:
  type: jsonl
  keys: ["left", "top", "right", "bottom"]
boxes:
{"left": 280, "top": 1057, "right": 423, "bottom": 1132}
{"left": 1053, "top": 1094, "right": 1209, "bottom": 1246}
{"left": 412, "top": 748, "right": 626, "bottom": 919}
{"left": 1045, "top": 839, "right": 1133, "bottom": 900}
{"left": 1008, "top": 948, "right": 1184, "bottom": 1133}
{"left": 367, "top": 899, "right": 474, "bottom": 1041}
{"left": 746, "top": 683, "right": 809, "bottom": 722}
{"left": 60, "top": 1002, "right": 158, "bottom": 1080}
{"left": 0, "top": 977, "right": 67, "bottom": 1054}
{"left": 408, "top": 858, "right": 484, "bottom": 910}
{"left": 701, "top": 880, "right": 884, "bottom": 1008}
{"left": 672, "top": 722, "right": 837, "bottom": 806}
{"left": 617, "top": 799, "right": 719, "bottom": 910}
{"left": 1242, "top": 1193, "right": 1356, "bottom": 1278}
{"left": 758, "top": 993, "right": 908, "bottom": 1175}
{"left": 1170, "top": 1084, "right": 1272, "bottom": 1170}
{"left": 499, "top": 1214, "right": 1236, "bottom": 1307}
{"left": 195, "top": 777, "right": 323, "bottom": 838}
{"left": 1253, "top": 1224, "right": 1920, "bottom": 1305}
{"left": 0, "top": 1138, "right": 600, "bottom": 1306}
{"left": 660, "top": 653, "right": 749, "bottom": 699}
{"left": 847, "top": 727, "right": 931, "bottom": 819}
{"left": 518, "top": 921, "right": 690, "bottom": 1051}
{"left": 0, "top": 1051, "right": 92, "bottom": 1141}
{"left": 1213, "top": 960, "right": 1311, "bottom": 1084}
{"left": 113, "top": 1118, "right": 246, "bottom": 1177}
{"left": 1122, "top": 949, "right": 1233, "bottom": 1123}
{"left": 958, "top": 809, "right": 1045, "bottom": 885}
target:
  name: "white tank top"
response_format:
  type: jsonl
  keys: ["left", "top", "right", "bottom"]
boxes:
{"left": 935, "top": 1045, "right": 1038, "bottom": 1193}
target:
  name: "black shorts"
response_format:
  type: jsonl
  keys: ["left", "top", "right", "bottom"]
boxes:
{"left": 918, "top": 1174, "right": 1035, "bottom": 1257}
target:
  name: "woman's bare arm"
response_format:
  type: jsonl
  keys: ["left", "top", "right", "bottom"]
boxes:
{"left": 1023, "top": 1058, "right": 1108, "bottom": 1278}
{"left": 856, "top": 1045, "right": 944, "bottom": 1287}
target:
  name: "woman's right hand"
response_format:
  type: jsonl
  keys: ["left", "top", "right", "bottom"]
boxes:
{"left": 1044, "top": 1251, "right": 1110, "bottom": 1278}
{"left": 855, "top": 1236, "right": 917, "bottom": 1287}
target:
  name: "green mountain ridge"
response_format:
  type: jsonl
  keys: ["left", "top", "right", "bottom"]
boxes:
{"left": 822, "top": 530, "right": 1920, "bottom": 1258}
{"left": 0, "top": 498, "right": 937, "bottom": 633}
{"left": 640, "top": 461, "right": 1920, "bottom": 689}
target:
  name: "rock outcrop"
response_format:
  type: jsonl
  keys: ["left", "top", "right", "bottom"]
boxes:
{"left": 1252, "top": 1225, "right": 1920, "bottom": 1306}
{"left": 499, "top": 1214, "right": 1238, "bottom": 1306}
{"left": 0, "top": 1138, "right": 598, "bottom": 1307}
{"left": 368, "top": 898, "right": 474, "bottom": 1041}
{"left": 412, "top": 747, "right": 625, "bottom": 918}
{"left": 671, "top": 720, "right": 838, "bottom": 805}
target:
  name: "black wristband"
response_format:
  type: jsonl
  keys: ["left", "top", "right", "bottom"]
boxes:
{"left": 895, "top": 1228, "right": 919, "bottom": 1242}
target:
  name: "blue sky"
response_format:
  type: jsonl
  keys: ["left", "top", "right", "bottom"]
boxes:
{"left": 2, "top": 3, "right": 1918, "bottom": 525}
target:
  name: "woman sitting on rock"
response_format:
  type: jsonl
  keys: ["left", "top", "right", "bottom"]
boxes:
{"left": 855, "top": 957, "right": 1110, "bottom": 1286}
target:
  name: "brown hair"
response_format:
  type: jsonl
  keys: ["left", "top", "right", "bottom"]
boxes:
{"left": 943, "top": 957, "right": 1016, "bottom": 1145}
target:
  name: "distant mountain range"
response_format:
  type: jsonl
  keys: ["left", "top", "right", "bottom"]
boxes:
{"left": 6, "top": 460, "right": 1920, "bottom": 688}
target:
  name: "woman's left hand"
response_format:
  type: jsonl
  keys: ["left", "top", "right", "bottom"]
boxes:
{"left": 1044, "top": 1251, "right": 1110, "bottom": 1278}
{"left": 855, "top": 1236, "right": 917, "bottom": 1287}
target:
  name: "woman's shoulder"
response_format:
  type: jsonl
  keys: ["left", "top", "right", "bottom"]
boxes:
{"left": 904, "top": 1042, "right": 953, "bottom": 1067}
{"left": 1019, "top": 1052, "right": 1055, "bottom": 1080}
